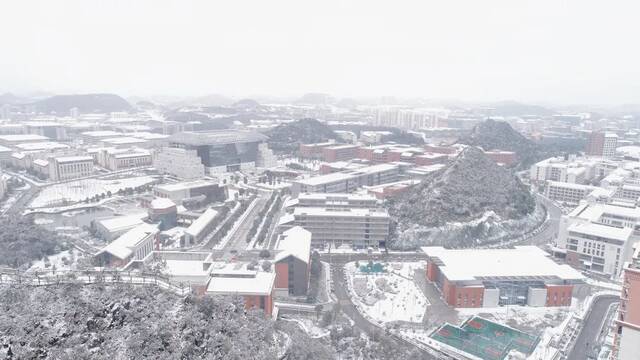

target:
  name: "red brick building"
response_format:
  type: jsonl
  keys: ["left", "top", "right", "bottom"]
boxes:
{"left": 299, "top": 141, "right": 336, "bottom": 159}
{"left": 322, "top": 144, "right": 359, "bottom": 162}
{"left": 423, "top": 246, "right": 584, "bottom": 308}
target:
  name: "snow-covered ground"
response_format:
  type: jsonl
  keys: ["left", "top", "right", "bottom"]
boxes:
{"left": 345, "top": 261, "right": 428, "bottom": 324}
{"left": 281, "top": 316, "right": 330, "bottom": 339}
{"left": 30, "top": 175, "right": 156, "bottom": 208}
{"left": 27, "top": 250, "right": 83, "bottom": 272}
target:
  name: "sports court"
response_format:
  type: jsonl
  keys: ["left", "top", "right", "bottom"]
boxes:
{"left": 429, "top": 316, "right": 540, "bottom": 360}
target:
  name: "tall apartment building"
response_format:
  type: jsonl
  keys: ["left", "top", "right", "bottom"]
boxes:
{"left": 586, "top": 131, "right": 618, "bottom": 158}
{"left": 613, "top": 248, "right": 640, "bottom": 359}
{"left": 283, "top": 207, "right": 390, "bottom": 249}
{"left": 48, "top": 156, "right": 94, "bottom": 181}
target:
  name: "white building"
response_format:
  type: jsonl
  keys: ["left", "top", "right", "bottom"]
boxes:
{"left": 95, "top": 223, "right": 159, "bottom": 268}
{"left": 153, "top": 147, "right": 205, "bottom": 180}
{"left": 280, "top": 206, "right": 390, "bottom": 249}
{"left": 48, "top": 155, "right": 94, "bottom": 181}
{"left": 604, "top": 133, "right": 618, "bottom": 158}
{"left": 184, "top": 207, "right": 219, "bottom": 246}
{"left": 564, "top": 222, "right": 635, "bottom": 276}
{"left": 94, "top": 213, "right": 149, "bottom": 241}
{"left": 255, "top": 142, "right": 277, "bottom": 169}
{"left": 0, "top": 172, "right": 8, "bottom": 200}
{"left": 153, "top": 179, "right": 226, "bottom": 204}
{"left": 105, "top": 148, "right": 152, "bottom": 171}
{"left": 544, "top": 180, "right": 598, "bottom": 204}
{"left": 530, "top": 156, "right": 597, "bottom": 184}
{"left": 292, "top": 163, "right": 400, "bottom": 195}
{"left": 287, "top": 193, "right": 379, "bottom": 209}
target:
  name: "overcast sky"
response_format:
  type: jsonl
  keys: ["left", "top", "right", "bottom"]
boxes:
{"left": 1, "top": 0, "right": 638, "bottom": 105}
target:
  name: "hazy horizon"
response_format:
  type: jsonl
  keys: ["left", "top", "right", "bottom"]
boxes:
{"left": 2, "top": 0, "right": 639, "bottom": 105}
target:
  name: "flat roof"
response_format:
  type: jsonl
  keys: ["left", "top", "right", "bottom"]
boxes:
{"left": 422, "top": 246, "right": 585, "bottom": 282}
{"left": 206, "top": 263, "right": 275, "bottom": 296}
{"left": 0, "top": 145, "right": 12, "bottom": 152}
{"left": 53, "top": 155, "right": 94, "bottom": 163}
{"left": 0, "top": 134, "right": 49, "bottom": 142}
{"left": 546, "top": 180, "right": 596, "bottom": 191}
{"left": 97, "top": 213, "right": 148, "bottom": 232}
{"left": 155, "top": 179, "right": 218, "bottom": 192}
{"left": 15, "top": 142, "right": 70, "bottom": 151}
{"left": 293, "top": 206, "right": 389, "bottom": 218}
{"left": 185, "top": 208, "right": 218, "bottom": 237}
{"left": 102, "top": 137, "right": 148, "bottom": 145}
{"left": 567, "top": 222, "right": 633, "bottom": 242}
{"left": 169, "top": 130, "right": 267, "bottom": 146}
{"left": 297, "top": 192, "right": 377, "bottom": 201}
{"left": 82, "top": 130, "right": 122, "bottom": 137}
{"left": 296, "top": 172, "right": 355, "bottom": 186}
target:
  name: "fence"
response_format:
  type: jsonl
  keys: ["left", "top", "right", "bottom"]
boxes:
{"left": 0, "top": 268, "right": 192, "bottom": 296}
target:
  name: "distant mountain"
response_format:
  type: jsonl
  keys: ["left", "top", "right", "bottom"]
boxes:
{"left": 232, "top": 98, "right": 261, "bottom": 109}
{"left": 266, "top": 118, "right": 339, "bottom": 153}
{"left": 488, "top": 100, "right": 555, "bottom": 117}
{"left": 456, "top": 119, "right": 540, "bottom": 168}
{"left": 295, "top": 93, "right": 334, "bottom": 105}
{"left": 31, "top": 93, "right": 132, "bottom": 114}
{"left": 388, "top": 146, "right": 536, "bottom": 249}
{"left": 0, "top": 92, "right": 25, "bottom": 105}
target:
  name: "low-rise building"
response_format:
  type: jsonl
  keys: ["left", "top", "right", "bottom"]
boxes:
{"left": 299, "top": 141, "right": 336, "bottom": 159}
{"left": 48, "top": 155, "right": 94, "bottom": 181}
{"left": 544, "top": 180, "right": 597, "bottom": 204}
{"left": 104, "top": 148, "right": 152, "bottom": 171}
{"left": 184, "top": 207, "right": 219, "bottom": 246}
{"left": 274, "top": 226, "right": 312, "bottom": 297}
{"left": 322, "top": 144, "right": 360, "bottom": 162}
{"left": 288, "top": 193, "right": 379, "bottom": 209}
{"left": 95, "top": 223, "right": 159, "bottom": 268}
{"left": 94, "top": 213, "right": 149, "bottom": 241}
{"left": 564, "top": 222, "right": 635, "bottom": 276}
{"left": 0, "top": 134, "right": 50, "bottom": 148}
{"left": 282, "top": 206, "right": 390, "bottom": 249}
{"left": 153, "top": 179, "right": 227, "bottom": 204}
{"left": 423, "top": 246, "right": 584, "bottom": 308}
{"left": 206, "top": 262, "right": 276, "bottom": 316}
{"left": 292, "top": 163, "right": 400, "bottom": 195}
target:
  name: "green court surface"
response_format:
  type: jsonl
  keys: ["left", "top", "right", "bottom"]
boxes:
{"left": 429, "top": 316, "right": 540, "bottom": 360}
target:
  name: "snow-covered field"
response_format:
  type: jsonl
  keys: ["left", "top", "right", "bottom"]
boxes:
{"left": 27, "top": 250, "right": 83, "bottom": 272}
{"left": 345, "top": 261, "right": 428, "bottom": 324}
{"left": 30, "top": 176, "right": 156, "bottom": 208}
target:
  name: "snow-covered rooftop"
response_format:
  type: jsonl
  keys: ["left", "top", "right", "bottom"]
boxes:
{"left": 293, "top": 206, "right": 389, "bottom": 218}
{"left": 421, "top": 246, "right": 585, "bottom": 282}
{"left": 53, "top": 155, "right": 94, "bottom": 163}
{"left": 15, "top": 142, "right": 70, "bottom": 151}
{"left": 207, "top": 263, "right": 276, "bottom": 296}
{"left": 0, "top": 134, "right": 49, "bottom": 142}
{"left": 567, "top": 222, "right": 633, "bottom": 242}
{"left": 150, "top": 197, "right": 176, "bottom": 210}
{"left": 96, "top": 213, "right": 148, "bottom": 232}
{"left": 82, "top": 130, "right": 122, "bottom": 138}
{"left": 155, "top": 179, "right": 218, "bottom": 192}
{"left": 185, "top": 207, "right": 218, "bottom": 237}
{"left": 97, "top": 223, "right": 159, "bottom": 260}
{"left": 275, "top": 226, "right": 312, "bottom": 264}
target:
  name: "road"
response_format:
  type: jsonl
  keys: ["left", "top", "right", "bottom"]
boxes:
{"left": 221, "top": 192, "right": 270, "bottom": 257}
{"left": 568, "top": 295, "right": 619, "bottom": 360}
{"left": 323, "top": 252, "right": 443, "bottom": 359}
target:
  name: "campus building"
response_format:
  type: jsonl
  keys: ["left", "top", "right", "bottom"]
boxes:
{"left": 281, "top": 207, "right": 390, "bottom": 249}
{"left": 299, "top": 141, "right": 336, "bottom": 159}
{"left": 153, "top": 179, "right": 227, "bottom": 204}
{"left": 48, "top": 155, "right": 94, "bottom": 181}
{"left": 95, "top": 223, "right": 159, "bottom": 268}
{"left": 104, "top": 148, "right": 152, "bottom": 171}
{"left": 287, "top": 193, "right": 379, "bottom": 209}
{"left": 321, "top": 144, "right": 359, "bottom": 162}
{"left": 274, "top": 226, "right": 312, "bottom": 296}
{"left": 153, "top": 147, "right": 206, "bottom": 180}
{"left": 183, "top": 207, "right": 219, "bottom": 246}
{"left": 423, "top": 246, "right": 584, "bottom": 308}
{"left": 586, "top": 131, "right": 618, "bottom": 158}
{"left": 292, "top": 163, "right": 400, "bottom": 195}
{"left": 206, "top": 263, "right": 276, "bottom": 316}
{"left": 168, "top": 130, "right": 268, "bottom": 174}
{"left": 544, "top": 180, "right": 598, "bottom": 204}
